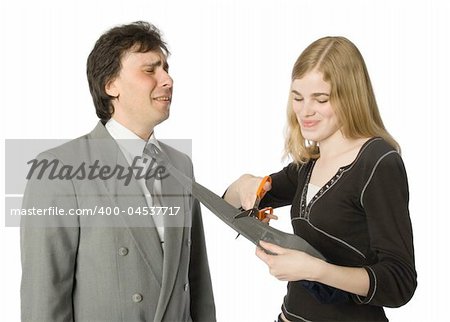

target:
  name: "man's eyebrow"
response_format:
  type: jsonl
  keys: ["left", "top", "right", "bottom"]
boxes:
{"left": 142, "top": 60, "right": 169, "bottom": 70}
{"left": 142, "top": 60, "right": 162, "bottom": 68}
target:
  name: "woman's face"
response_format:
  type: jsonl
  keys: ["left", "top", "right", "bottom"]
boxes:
{"left": 291, "top": 70, "right": 340, "bottom": 143}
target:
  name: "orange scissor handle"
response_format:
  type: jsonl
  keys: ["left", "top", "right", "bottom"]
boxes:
{"left": 256, "top": 176, "right": 272, "bottom": 200}
{"left": 257, "top": 207, "right": 273, "bottom": 220}
{"left": 255, "top": 176, "right": 273, "bottom": 220}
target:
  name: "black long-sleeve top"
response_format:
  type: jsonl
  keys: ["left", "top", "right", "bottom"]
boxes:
{"left": 260, "top": 137, "right": 417, "bottom": 321}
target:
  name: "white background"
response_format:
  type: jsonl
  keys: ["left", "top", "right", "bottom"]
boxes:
{"left": 1, "top": 0, "right": 449, "bottom": 321}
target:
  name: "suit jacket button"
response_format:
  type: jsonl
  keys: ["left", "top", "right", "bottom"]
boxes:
{"left": 187, "top": 239, "right": 192, "bottom": 247}
{"left": 184, "top": 283, "right": 189, "bottom": 292}
{"left": 118, "top": 247, "right": 129, "bottom": 256}
{"left": 132, "top": 293, "right": 143, "bottom": 303}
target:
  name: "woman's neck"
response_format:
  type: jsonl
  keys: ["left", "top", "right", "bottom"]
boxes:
{"left": 317, "top": 131, "right": 368, "bottom": 161}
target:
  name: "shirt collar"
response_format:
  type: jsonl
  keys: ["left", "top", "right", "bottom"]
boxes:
{"left": 105, "top": 118, "right": 162, "bottom": 158}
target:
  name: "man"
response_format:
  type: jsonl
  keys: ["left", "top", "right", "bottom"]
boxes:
{"left": 20, "top": 21, "right": 216, "bottom": 321}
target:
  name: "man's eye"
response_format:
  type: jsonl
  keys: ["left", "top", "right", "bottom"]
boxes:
{"left": 145, "top": 69, "right": 155, "bottom": 74}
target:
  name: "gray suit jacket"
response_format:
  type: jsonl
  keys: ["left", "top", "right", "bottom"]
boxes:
{"left": 20, "top": 122, "right": 216, "bottom": 322}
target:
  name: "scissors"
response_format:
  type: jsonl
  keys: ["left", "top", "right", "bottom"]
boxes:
{"left": 234, "top": 176, "right": 273, "bottom": 238}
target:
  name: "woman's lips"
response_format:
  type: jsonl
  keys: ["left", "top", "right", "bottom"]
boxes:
{"left": 301, "top": 120, "right": 319, "bottom": 128}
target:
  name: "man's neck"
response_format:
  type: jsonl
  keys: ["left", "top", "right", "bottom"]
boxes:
{"left": 110, "top": 117, "right": 154, "bottom": 141}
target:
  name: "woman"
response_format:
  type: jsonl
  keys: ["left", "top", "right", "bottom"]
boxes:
{"left": 224, "top": 37, "right": 416, "bottom": 321}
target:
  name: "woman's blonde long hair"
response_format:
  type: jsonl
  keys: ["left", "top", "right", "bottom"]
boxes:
{"left": 285, "top": 36, "right": 399, "bottom": 164}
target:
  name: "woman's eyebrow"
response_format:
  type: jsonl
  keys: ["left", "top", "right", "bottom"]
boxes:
{"left": 312, "top": 93, "right": 330, "bottom": 97}
{"left": 291, "top": 90, "right": 329, "bottom": 97}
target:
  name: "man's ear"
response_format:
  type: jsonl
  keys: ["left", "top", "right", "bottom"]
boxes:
{"left": 105, "top": 79, "right": 119, "bottom": 98}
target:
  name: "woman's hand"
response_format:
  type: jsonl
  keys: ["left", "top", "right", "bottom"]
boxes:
{"left": 256, "top": 241, "right": 370, "bottom": 297}
{"left": 224, "top": 174, "right": 277, "bottom": 223}
{"left": 255, "top": 240, "right": 323, "bottom": 282}
{"left": 224, "top": 174, "right": 272, "bottom": 210}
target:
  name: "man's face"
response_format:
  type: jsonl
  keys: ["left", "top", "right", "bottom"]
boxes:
{"left": 106, "top": 49, "right": 173, "bottom": 139}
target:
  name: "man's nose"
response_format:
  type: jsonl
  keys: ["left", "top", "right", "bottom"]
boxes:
{"left": 160, "top": 70, "right": 173, "bottom": 88}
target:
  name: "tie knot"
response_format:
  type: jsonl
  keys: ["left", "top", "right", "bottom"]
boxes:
{"left": 143, "top": 142, "right": 161, "bottom": 159}
{"left": 143, "top": 142, "right": 170, "bottom": 170}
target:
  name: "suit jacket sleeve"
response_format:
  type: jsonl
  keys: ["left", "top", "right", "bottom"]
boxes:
{"left": 187, "top": 160, "right": 216, "bottom": 321}
{"left": 20, "top": 151, "right": 79, "bottom": 322}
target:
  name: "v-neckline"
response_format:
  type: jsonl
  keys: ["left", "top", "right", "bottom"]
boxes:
{"left": 298, "top": 137, "right": 381, "bottom": 219}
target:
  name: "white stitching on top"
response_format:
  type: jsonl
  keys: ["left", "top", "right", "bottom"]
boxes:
{"left": 341, "top": 137, "right": 383, "bottom": 172}
{"left": 303, "top": 166, "right": 344, "bottom": 219}
{"left": 298, "top": 138, "right": 382, "bottom": 217}
{"left": 360, "top": 150, "right": 398, "bottom": 208}
{"left": 292, "top": 217, "right": 366, "bottom": 258}
{"left": 294, "top": 138, "right": 381, "bottom": 220}
{"left": 292, "top": 139, "right": 385, "bottom": 259}
{"left": 356, "top": 266, "right": 378, "bottom": 304}
{"left": 282, "top": 302, "right": 313, "bottom": 322}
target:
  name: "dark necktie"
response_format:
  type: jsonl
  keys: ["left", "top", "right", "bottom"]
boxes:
{"left": 142, "top": 143, "right": 165, "bottom": 245}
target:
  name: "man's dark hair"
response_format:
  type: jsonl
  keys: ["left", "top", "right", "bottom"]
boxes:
{"left": 86, "top": 21, "right": 170, "bottom": 122}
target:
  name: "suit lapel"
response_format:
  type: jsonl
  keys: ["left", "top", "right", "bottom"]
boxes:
{"left": 88, "top": 122, "right": 164, "bottom": 285}
{"left": 155, "top": 144, "right": 186, "bottom": 319}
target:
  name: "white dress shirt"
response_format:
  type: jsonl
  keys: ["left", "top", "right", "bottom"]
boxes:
{"left": 105, "top": 118, "right": 165, "bottom": 243}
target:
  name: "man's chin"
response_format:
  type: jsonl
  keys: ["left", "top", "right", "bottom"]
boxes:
{"left": 154, "top": 111, "right": 170, "bottom": 126}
